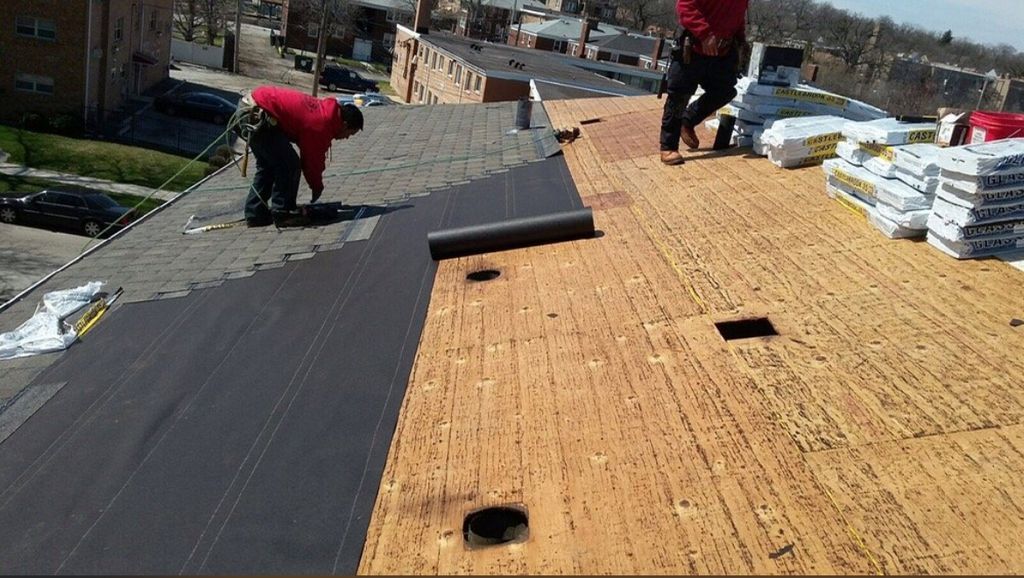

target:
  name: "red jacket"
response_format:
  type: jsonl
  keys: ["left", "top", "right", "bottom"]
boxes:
{"left": 677, "top": 0, "right": 748, "bottom": 45}
{"left": 251, "top": 86, "right": 343, "bottom": 193}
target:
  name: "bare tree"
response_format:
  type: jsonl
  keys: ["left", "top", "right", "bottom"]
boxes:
{"left": 173, "top": 0, "right": 202, "bottom": 42}
{"left": 201, "top": 0, "right": 233, "bottom": 45}
{"left": 819, "top": 6, "right": 877, "bottom": 69}
{"left": 291, "top": 0, "right": 362, "bottom": 94}
{"left": 747, "top": 0, "right": 817, "bottom": 44}
{"left": 617, "top": 0, "right": 671, "bottom": 32}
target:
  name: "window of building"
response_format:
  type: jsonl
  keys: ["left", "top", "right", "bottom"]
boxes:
{"left": 15, "top": 16, "right": 56, "bottom": 40}
{"left": 448, "top": 60, "right": 454, "bottom": 76}
{"left": 15, "top": 73, "right": 54, "bottom": 95}
{"left": 386, "top": 10, "right": 397, "bottom": 22}
{"left": 474, "top": 75, "right": 482, "bottom": 92}
{"left": 552, "top": 40, "right": 564, "bottom": 52}
{"left": 114, "top": 17, "right": 125, "bottom": 42}
{"left": 383, "top": 33, "right": 395, "bottom": 49}
{"left": 454, "top": 65, "right": 462, "bottom": 84}
{"left": 150, "top": 10, "right": 158, "bottom": 31}
{"left": 464, "top": 72, "right": 471, "bottom": 91}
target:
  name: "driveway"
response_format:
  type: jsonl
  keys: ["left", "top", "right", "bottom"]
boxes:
{"left": 0, "top": 224, "right": 83, "bottom": 303}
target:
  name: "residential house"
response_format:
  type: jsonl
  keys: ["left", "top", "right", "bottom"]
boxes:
{"left": 0, "top": 0, "right": 173, "bottom": 124}
{"left": 541, "top": 0, "right": 618, "bottom": 21}
{"left": 565, "top": 31, "right": 661, "bottom": 66}
{"left": 888, "top": 58, "right": 1024, "bottom": 112}
{"left": 282, "top": 0, "right": 412, "bottom": 63}
{"left": 507, "top": 17, "right": 623, "bottom": 53}
{"left": 456, "top": 0, "right": 547, "bottom": 42}
{"left": 391, "top": 24, "right": 659, "bottom": 104}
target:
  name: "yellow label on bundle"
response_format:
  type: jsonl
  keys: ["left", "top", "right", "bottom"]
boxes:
{"left": 804, "top": 132, "right": 843, "bottom": 147}
{"left": 907, "top": 129, "right": 936, "bottom": 143}
{"left": 773, "top": 87, "right": 848, "bottom": 107}
{"left": 835, "top": 194, "right": 868, "bottom": 220}
{"left": 809, "top": 143, "right": 839, "bottom": 156}
{"left": 832, "top": 168, "right": 876, "bottom": 197}
{"left": 858, "top": 142, "right": 896, "bottom": 161}
{"left": 777, "top": 108, "right": 816, "bottom": 118}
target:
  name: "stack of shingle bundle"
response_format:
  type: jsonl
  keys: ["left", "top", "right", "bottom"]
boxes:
{"left": 753, "top": 116, "right": 847, "bottom": 168}
{"left": 822, "top": 155, "right": 935, "bottom": 239}
{"left": 718, "top": 78, "right": 887, "bottom": 148}
{"left": 838, "top": 118, "right": 937, "bottom": 179}
{"left": 927, "top": 138, "right": 1024, "bottom": 258}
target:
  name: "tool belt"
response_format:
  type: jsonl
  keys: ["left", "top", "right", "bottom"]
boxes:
{"left": 233, "top": 92, "right": 277, "bottom": 140}
{"left": 670, "top": 28, "right": 737, "bottom": 63}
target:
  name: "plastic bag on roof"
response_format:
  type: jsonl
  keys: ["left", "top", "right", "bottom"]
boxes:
{"left": 0, "top": 282, "right": 103, "bottom": 360}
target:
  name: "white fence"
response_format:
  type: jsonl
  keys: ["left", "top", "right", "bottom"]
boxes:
{"left": 171, "top": 39, "right": 225, "bottom": 69}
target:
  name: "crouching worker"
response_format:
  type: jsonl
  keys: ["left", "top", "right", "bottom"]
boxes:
{"left": 236, "top": 86, "right": 363, "bottom": 227}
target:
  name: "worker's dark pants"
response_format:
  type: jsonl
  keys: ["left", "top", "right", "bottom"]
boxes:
{"left": 660, "top": 48, "right": 740, "bottom": 151}
{"left": 245, "top": 123, "right": 300, "bottom": 220}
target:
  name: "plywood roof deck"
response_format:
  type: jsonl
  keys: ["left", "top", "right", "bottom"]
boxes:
{"left": 360, "top": 96, "right": 1024, "bottom": 574}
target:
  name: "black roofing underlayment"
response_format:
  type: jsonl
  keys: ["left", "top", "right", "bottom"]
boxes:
{"left": 0, "top": 155, "right": 582, "bottom": 574}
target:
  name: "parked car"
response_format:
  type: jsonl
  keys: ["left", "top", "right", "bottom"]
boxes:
{"left": 353, "top": 93, "right": 393, "bottom": 107}
{"left": 319, "top": 66, "right": 379, "bottom": 94}
{"left": 154, "top": 91, "right": 237, "bottom": 125}
{"left": 0, "top": 188, "right": 135, "bottom": 237}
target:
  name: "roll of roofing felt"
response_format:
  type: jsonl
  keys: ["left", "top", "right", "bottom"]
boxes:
{"left": 428, "top": 208, "right": 595, "bottom": 260}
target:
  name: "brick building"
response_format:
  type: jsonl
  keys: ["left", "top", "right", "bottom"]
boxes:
{"left": 507, "top": 17, "right": 623, "bottom": 53}
{"left": 282, "top": 0, "right": 412, "bottom": 63}
{"left": 0, "top": 0, "right": 173, "bottom": 125}
{"left": 455, "top": 0, "right": 546, "bottom": 42}
{"left": 390, "top": 24, "right": 658, "bottom": 105}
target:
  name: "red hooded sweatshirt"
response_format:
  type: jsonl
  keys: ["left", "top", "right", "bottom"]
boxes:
{"left": 677, "top": 0, "right": 748, "bottom": 48}
{"left": 251, "top": 86, "right": 343, "bottom": 193}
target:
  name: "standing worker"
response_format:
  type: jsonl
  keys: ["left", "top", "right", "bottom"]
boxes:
{"left": 238, "top": 86, "right": 363, "bottom": 227}
{"left": 659, "top": 0, "right": 748, "bottom": 165}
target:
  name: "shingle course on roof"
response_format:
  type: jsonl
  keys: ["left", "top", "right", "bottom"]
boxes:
{"left": 580, "top": 32, "right": 661, "bottom": 56}
{"left": 0, "top": 101, "right": 560, "bottom": 402}
{"left": 420, "top": 30, "right": 652, "bottom": 93}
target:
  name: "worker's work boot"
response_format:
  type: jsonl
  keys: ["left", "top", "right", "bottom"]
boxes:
{"left": 272, "top": 210, "right": 310, "bottom": 228}
{"left": 680, "top": 124, "right": 700, "bottom": 150}
{"left": 660, "top": 150, "right": 685, "bottom": 166}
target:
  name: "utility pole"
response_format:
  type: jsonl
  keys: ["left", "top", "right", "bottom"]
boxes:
{"left": 233, "top": 0, "right": 243, "bottom": 73}
{"left": 311, "top": 0, "right": 330, "bottom": 96}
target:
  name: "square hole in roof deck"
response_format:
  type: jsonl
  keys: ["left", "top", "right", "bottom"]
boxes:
{"left": 714, "top": 317, "right": 778, "bottom": 341}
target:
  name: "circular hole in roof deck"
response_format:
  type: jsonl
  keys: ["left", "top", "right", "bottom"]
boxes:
{"left": 467, "top": 269, "right": 501, "bottom": 282}
{"left": 463, "top": 506, "right": 529, "bottom": 548}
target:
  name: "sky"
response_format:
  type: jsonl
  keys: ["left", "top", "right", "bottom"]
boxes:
{"left": 818, "top": 0, "right": 1024, "bottom": 51}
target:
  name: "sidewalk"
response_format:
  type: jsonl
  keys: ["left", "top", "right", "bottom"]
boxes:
{"left": 0, "top": 163, "right": 177, "bottom": 200}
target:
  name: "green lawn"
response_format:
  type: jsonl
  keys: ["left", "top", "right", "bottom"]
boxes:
{"left": 0, "top": 175, "right": 165, "bottom": 215}
{"left": 377, "top": 81, "right": 397, "bottom": 97}
{"left": 0, "top": 126, "right": 207, "bottom": 192}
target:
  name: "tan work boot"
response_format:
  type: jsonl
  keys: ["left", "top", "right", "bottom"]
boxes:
{"left": 660, "top": 150, "right": 685, "bottom": 166}
{"left": 680, "top": 125, "right": 700, "bottom": 150}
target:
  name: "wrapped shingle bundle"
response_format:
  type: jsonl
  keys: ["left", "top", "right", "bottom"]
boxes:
{"left": 928, "top": 138, "right": 1024, "bottom": 258}
{"left": 823, "top": 158, "right": 933, "bottom": 238}
{"left": 759, "top": 116, "right": 846, "bottom": 168}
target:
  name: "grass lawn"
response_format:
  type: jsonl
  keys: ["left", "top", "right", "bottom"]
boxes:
{"left": 0, "top": 126, "right": 208, "bottom": 192}
{"left": 0, "top": 175, "right": 165, "bottom": 215}
{"left": 377, "top": 81, "right": 397, "bottom": 96}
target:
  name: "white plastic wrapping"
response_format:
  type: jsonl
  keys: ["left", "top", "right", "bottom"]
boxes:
{"left": 864, "top": 155, "right": 899, "bottom": 179}
{"left": 895, "top": 167, "right": 940, "bottom": 194}
{"left": 876, "top": 203, "right": 930, "bottom": 230}
{"left": 0, "top": 282, "right": 103, "bottom": 360}
{"left": 936, "top": 138, "right": 1024, "bottom": 176}
{"left": 927, "top": 231, "right": 1024, "bottom": 258}
{"left": 927, "top": 212, "right": 1024, "bottom": 242}
{"left": 892, "top": 143, "right": 942, "bottom": 177}
{"left": 836, "top": 140, "right": 870, "bottom": 166}
{"left": 842, "top": 118, "right": 937, "bottom": 145}
{"left": 931, "top": 194, "right": 1024, "bottom": 226}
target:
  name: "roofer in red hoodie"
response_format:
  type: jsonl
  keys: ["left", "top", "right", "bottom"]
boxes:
{"left": 241, "top": 86, "right": 363, "bottom": 227}
{"left": 660, "top": 0, "right": 748, "bottom": 165}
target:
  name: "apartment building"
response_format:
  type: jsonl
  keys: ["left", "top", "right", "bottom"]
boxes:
{"left": 0, "top": 0, "right": 173, "bottom": 124}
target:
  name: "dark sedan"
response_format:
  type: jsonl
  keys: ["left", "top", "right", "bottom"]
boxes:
{"left": 0, "top": 189, "right": 135, "bottom": 237}
{"left": 154, "top": 91, "right": 237, "bottom": 125}
{"left": 319, "top": 66, "right": 379, "bottom": 94}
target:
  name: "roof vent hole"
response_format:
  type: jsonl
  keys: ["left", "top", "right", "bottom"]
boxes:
{"left": 467, "top": 269, "right": 501, "bottom": 282}
{"left": 714, "top": 317, "right": 778, "bottom": 341}
{"left": 463, "top": 506, "right": 529, "bottom": 547}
